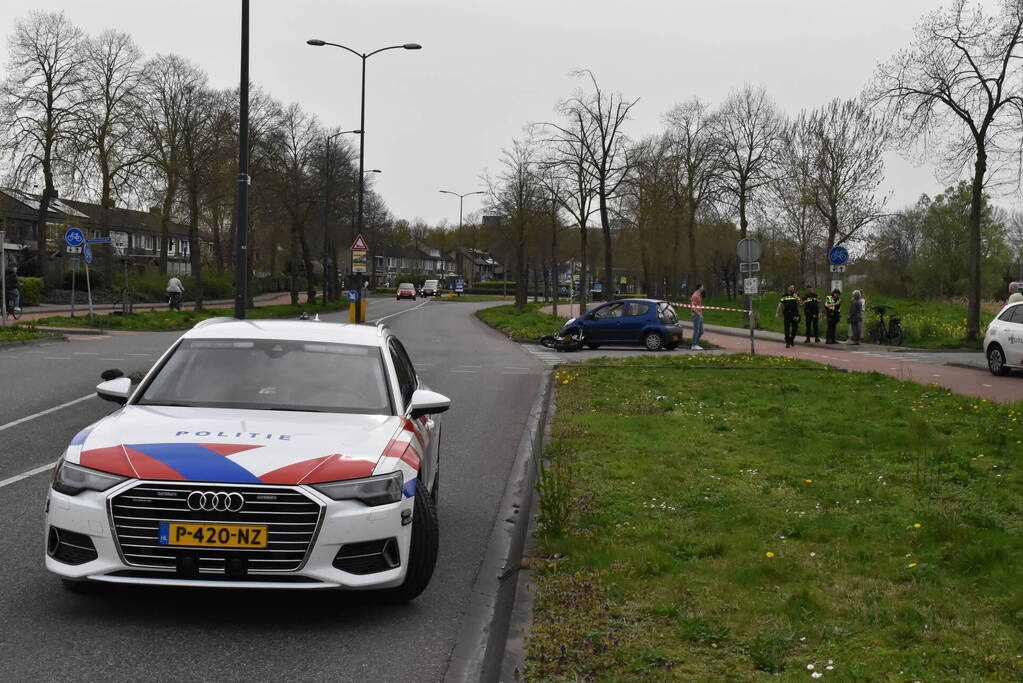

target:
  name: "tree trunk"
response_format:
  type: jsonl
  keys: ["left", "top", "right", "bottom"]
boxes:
{"left": 966, "top": 149, "right": 986, "bottom": 342}
{"left": 188, "top": 190, "right": 203, "bottom": 310}
{"left": 159, "top": 182, "right": 176, "bottom": 275}
{"left": 35, "top": 185, "right": 54, "bottom": 286}
{"left": 515, "top": 218, "right": 527, "bottom": 310}
{"left": 298, "top": 225, "right": 316, "bottom": 303}
{"left": 100, "top": 174, "right": 114, "bottom": 287}
{"left": 289, "top": 230, "right": 299, "bottom": 306}
{"left": 578, "top": 225, "right": 588, "bottom": 313}
{"left": 211, "top": 205, "right": 225, "bottom": 274}
{"left": 599, "top": 191, "right": 613, "bottom": 295}
{"left": 551, "top": 214, "right": 559, "bottom": 318}
{"left": 686, "top": 203, "right": 697, "bottom": 296}
{"left": 738, "top": 188, "right": 748, "bottom": 238}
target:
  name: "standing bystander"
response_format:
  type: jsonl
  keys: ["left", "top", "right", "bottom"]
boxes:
{"left": 775, "top": 284, "right": 801, "bottom": 348}
{"left": 802, "top": 285, "right": 821, "bottom": 343}
{"left": 824, "top": 288, "right": 842, "bottom": 344}
{"left": 690, "top": 283, "right": 705, "bottom": 350}
{"left": 848, "top": 290, "right": 865, "bottom": 344}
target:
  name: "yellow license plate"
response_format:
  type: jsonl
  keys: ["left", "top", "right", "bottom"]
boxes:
{"left": 159, "top": 522, "right": 268, "bottom": 548}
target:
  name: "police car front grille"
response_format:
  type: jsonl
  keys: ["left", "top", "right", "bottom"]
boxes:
{"left": 109, "top": 483, "right": 323, "bottom": 575}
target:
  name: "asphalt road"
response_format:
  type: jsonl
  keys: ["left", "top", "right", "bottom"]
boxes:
{"left": 0, "top": 297, "right": 545, "bottom": 682}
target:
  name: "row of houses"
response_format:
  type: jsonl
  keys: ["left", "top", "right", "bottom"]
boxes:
{"left": 0, "top": 189, "right": 199, "bottom": 275}
{"left": 0, "top": 189, "right": 508, "bottom": 286}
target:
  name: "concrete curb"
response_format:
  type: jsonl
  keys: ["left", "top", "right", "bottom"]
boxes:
{"left": 0, "top": 334, "right": 68, "bottom": 348}
{"left": 444, "top": 368, "right": 553, "bottom": 683}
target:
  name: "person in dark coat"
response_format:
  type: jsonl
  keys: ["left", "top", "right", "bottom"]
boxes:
{"left": 802, "top": 285, "right": 821, "bottom": 343}
{"left": 824, "top": 288, "right": 841, "bottom": 344}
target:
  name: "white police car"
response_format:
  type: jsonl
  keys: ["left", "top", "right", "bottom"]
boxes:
{"left": 985, "top": 301, "right": 1023, "bottom": 376}
{"left": 45, "top": 318, "right": 450, "bottom": 600}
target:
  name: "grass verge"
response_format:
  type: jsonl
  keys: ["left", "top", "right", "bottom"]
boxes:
{"left": 476, "top": 302, "right": 569, "bottom": 341}
{"left": 700, "top": 294, "right": 994, "bottom": 349}
{"left": 0, "top": 325, "right": 60, "bottom": 344}
{"left": 527, "top": 354, "right": 1023, "bottom": 680}
{"left": 31, "top": 302, "right": 343, "bottom": 331}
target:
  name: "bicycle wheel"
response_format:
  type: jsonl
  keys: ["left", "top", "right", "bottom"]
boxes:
{"left": 872, "top": 321, "right": 886, "bottom": 345}
{"left": 890, "top": 322, "right": 903, "bottom": 346}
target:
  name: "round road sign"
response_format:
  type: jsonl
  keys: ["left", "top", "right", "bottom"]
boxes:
{"left": 64, "top": 228, "right": 85, "bottom": 247}
{"left": 736, "top": 237, "right": 762, "bottom": 263}
{"left": 828, "top": 246, "right": 849, "bottom": 265}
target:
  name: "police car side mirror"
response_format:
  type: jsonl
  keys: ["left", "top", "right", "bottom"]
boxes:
{"left": 97, "top": 377, "right": 132, "bottom": 405}
{"left": 409, "top": 389, "right": 450, "bottom": 420}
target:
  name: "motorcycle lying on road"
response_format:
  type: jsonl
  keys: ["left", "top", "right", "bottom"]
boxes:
{"left": 539, "top": 316, "right": 585, "bottom": 351}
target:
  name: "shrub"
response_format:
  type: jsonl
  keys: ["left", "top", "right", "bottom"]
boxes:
{"left": 18, "top": 276, "right": 44, "bottom": 305}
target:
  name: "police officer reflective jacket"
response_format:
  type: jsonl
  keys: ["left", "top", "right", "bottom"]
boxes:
{"left": 803, "top": 292, "right": 820, "bottom": 315}
{"left": 779, "top": 293, "right": 800, "bottom": 316}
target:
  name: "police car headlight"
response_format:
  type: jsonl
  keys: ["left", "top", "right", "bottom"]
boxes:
{"left": 52, "top": 460, "right": 127, "bottom": 496}
{"left": 310, "top": 471, "right": 403, "bottom": 506}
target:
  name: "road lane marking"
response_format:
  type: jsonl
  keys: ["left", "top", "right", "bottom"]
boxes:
{"left": 451, "top": 369, "right": 478, "bottom": 373}
{"left": 44, "top": 357, "right": 72, "bottom": 360}
{"left": 100, "top": 358, "right": 124, "bottom": 361}
{"left": 126, "top": 353, "right": 148, "bottom": 356}
{"left": 369, "top": 299, "right": 430, "bottom": 324}
{"left": 0, "top": 394, "right": 94, "bottom": 434}
{"left": 0, "top": 462, "right": 54, "bottom": 489}
{"left": 73, "top": 352, "right": 99, "bottom": 356}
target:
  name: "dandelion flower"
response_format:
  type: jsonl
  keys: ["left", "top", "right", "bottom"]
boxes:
{"left": 907, "top": 562, "right": 917, "bottom": 568}
{"left": 766, "top": 551, "right": 775, "bottom": 558}
{"left": 913, "top": 523, "right": 921, "bottom": 528}
{"left": 804, "top": 479, "right": 813, "bottom": 484}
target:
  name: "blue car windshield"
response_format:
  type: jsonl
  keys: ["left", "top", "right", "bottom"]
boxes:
{"left": 137, "top": 338, "right": 391, "bottom": 414}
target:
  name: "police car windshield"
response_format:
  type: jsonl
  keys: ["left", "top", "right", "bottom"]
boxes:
{"left": 137, "top": 339, "right": 391, "bottom": 414}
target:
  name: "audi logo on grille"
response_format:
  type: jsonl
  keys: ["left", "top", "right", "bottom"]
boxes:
{"left": 186, "top": 491, "right": 245, "bottom": 512}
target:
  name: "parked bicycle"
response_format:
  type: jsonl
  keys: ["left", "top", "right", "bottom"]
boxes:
{"left": 871, "top": 305, "right": 903, "bottom": 346}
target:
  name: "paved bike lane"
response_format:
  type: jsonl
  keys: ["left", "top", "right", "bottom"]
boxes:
{"left": 704, "top": 332, "right": 1023, "bottom": 404}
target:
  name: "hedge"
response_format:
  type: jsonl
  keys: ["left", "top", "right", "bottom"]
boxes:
{"left": 19, "top": 276, "right": 44, "bottom": 305}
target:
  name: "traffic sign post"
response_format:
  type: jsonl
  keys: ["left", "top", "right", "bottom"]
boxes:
{"left": 455, "top": 279, "right": 464, "bottom": 295}
{"left": 64, "top": 228, "right": 84, "bottom": 248}
{"left": 828, "top": 246, "right": 849, "bottom": 301}
{"left": 736, "top": 237, "right": 762, "bottom": 355}
{"left": 350, "top": 235, "right": 369, "bottom": 323}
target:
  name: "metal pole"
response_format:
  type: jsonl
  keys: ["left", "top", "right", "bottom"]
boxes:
{"left": 355, "top": 54, "right": 366, "bottom": 323}
{"left": 458, "top": 194, "right": 464, "bottom": 280}
{"left": 233, "top": 0, "right": 250, "bottom": 319}
{"left": 1, "top": 230, "right": 7, "bottom": 326}
{"left": 70, "top": 259, "right": 76, "bottom": 318}
{"left": 323, "top": 135, "right": 331, "bottom": 306}
{"left": 85, "top": 258, "right": 94, "bottom": 325}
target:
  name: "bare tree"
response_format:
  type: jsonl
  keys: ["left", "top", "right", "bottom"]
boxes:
{"left": 551, "top": 70, "right": 637, "bottom": 294}
{"left": 74, "top": 29, "right": 145, "bottom": 285}
{"left": 179, "top": 73, "right": 218, "bottom": 309}
{"left": 666, "top": 98, "right": 721, "bottom": 288}
{"left": 713, "top": 84, "right": 783, "bottom": 238}
{"left": 139, "top": 54, "right": 199, "bottom": 274}
{"left": 621, "top": 135, "right": 673, "bottom": 297}
{"left": 486, "top": 139, "right": 540, "bottom": 310}
{"left": 873, "top": 0, "right": 1023, "bottom": 341}
{"left": 793, "top": 99, "right": 888, "bottom": 252}
{"left": 0, "top": 10, "right": 84, "bottom": 283}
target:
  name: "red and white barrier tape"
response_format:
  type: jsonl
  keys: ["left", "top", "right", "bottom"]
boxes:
{"left": 671, "top": 301, "right": 752, "bottom": 314}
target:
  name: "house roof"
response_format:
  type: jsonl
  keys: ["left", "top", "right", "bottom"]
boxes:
{"left": 60, "top": 198, "right": 191, "bottom": 237}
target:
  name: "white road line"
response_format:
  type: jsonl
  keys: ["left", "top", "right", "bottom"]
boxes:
{"left": 0, "top": 394, "right": 94, "bottom": 434}
{"left": 73, "top": 352, "right": 99, "bottom": 356}
{"left": 100, "top": 358, "right": 124, "bottom": 361}
{"left": 125, "top": 353, "right": 148, "bottom": 356}
{"left": 44, "top": 357, "right": 72, "bottom": 360}
{"left": 983, "top": 383, "right": 993, "bottom": 387}
{"left": 504, "top": 367, "right": 530, "bottom": 370}
{"left": 459, "top": 365, "right": 483, "bottom": 368}
{"left": 451, "top": 369, "right": 478, "bottom": 373}
{"left": 0, "top": 463, "right": 53, "bottom": 489}
{"left": 369, "top": 299, "right": 430, "bottom": 324}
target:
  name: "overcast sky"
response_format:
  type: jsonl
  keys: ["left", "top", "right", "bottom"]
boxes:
{"left": 1, "top": 0, "right": 973, "bottom": 229}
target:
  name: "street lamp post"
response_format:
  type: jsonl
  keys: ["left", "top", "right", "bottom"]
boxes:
{"left": 307, "top": 38, "right": 420, "bottom": 322}
{"left": 234, "top": 0, "right": 250, "bottom": 319}
{"left": 439, "top": 189, "right": 484, "bottom": 283}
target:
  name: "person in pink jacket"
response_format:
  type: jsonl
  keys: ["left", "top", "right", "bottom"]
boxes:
{"left": 690, "top": 283, "right": 705, "bottom": 350}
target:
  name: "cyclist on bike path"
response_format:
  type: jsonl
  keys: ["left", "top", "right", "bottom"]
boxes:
{"left": 3, "top": 263, "right": 19, "bottom": 311}
{"left": 775, "top": 284, "right": 801, "bottom": 348}
{"left": 166, "top": 275, "right": 184, "bottom": 310}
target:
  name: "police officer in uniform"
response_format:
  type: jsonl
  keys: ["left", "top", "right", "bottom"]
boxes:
{"left": 775, "top": 284, "right": 801, "bottom": 348}
{"left": 824, "top": 288, "right": 842, "bottom": 344}
{"left": 802, "top": 285, "right": 821, "bottom": 343}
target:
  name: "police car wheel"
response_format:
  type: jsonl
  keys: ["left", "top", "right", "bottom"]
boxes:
{"left": 384, "top": 478, "right": 439, "bottom": 602}
{"left": 987, "top": 344, "right": 1011, "bottom": 376}
{"left": 643, "top": 332, "right": 664, "bottom": 351}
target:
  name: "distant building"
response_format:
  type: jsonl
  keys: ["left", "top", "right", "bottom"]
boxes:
{"left": 0, "top": 189, "right": 207, "bottom": 276}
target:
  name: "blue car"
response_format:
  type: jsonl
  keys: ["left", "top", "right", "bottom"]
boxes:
{"left": 560, "top": 298, "right": 684, "bottom": 351}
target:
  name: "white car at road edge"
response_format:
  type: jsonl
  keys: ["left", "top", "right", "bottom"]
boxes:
{"left": 985, "top": 301, "right": 1023, "bottom": 376}
{"left": 45, "top": 318, "right": 450, "bottom": 600}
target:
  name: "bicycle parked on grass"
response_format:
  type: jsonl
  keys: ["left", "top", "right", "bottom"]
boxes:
{"left": 871, "top": 305, "right": 903, "bottom": 346}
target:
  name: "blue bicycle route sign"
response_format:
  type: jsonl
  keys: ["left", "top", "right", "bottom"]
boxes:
{"left": 828, "top": 246, "right": 849, "bottom": 266}
{"left": 64, "top": 228, "right": 85, "bottom": 247}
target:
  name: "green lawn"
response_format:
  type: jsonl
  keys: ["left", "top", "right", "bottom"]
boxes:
{"left": 0, "top": 325, "right": 60, "bottom": 344}
{"left": 528, "top": 355, "right": 1023, "bottom": 680}
{"left": 697, "top": 293, "right": 995, "bottom": 349}
{"left": 476, "top": 302, "right": 570, "bottom": 341}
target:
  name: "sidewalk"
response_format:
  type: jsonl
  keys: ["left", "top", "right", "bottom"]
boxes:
{"left": 11, "top": 291, "right": 295, "bottom": 323}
